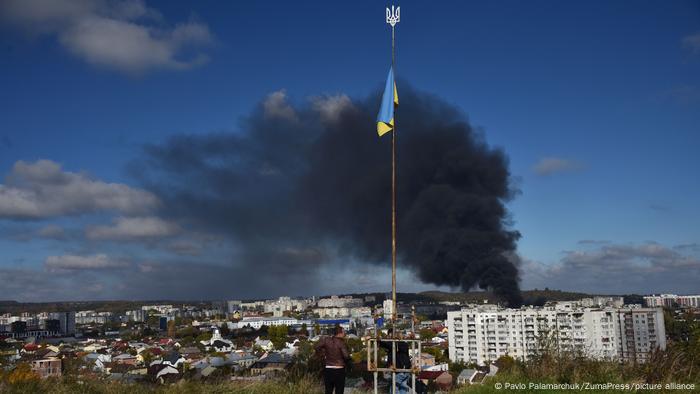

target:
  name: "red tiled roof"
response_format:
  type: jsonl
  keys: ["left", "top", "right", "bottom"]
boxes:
{"left": 418, "top": 370, "right": 446, "bottom": 380}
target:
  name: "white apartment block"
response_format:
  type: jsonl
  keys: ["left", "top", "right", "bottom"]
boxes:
{"left": 383, "top": 299, "right": 394, "bottom": 319}
{"left": 141, "top": 305, "right": 175, "bottom": 314}
{"left": 233, "top": 316, "right": 307, "bottom": 330}
{"left": 447, "top": 303, "right": 665, "bottom": 366}
{"left": 617, "top": 308, "right": 666, "bottom": 363}
{"left": 317, "top": 295, "right": 364, "bottom": 308}
{"left": 75, "top": 311, "right": 113, "bottom": 325}
{"left": 644, "top": 294, "right": 700, "bottom": 308}
{"left": 313, "top": 306, "right": 372, "bottom": 318}
{"left": 263, "top": 297, "right": 311, "bottom": 316}
{"left": 578, "top": 296, "right": 624, "bottom": 308}
{"left": 125, "top": 309, "right": 146, "bottom": 322}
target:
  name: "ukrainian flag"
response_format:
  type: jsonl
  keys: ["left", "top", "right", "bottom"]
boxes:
{"left": 376, "top": 67, "right": 399, "bottom": 137}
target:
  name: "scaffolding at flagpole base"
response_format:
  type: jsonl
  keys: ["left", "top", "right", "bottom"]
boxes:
{"left": 367, "top": 336, "right": 422, "bottom": 394}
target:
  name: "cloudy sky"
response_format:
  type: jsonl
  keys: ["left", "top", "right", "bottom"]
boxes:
{"left": 0, "top": 0, "right": 699, "bottom": 301}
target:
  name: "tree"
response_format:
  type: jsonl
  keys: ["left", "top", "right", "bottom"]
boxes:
{"left": 268, "top": 325, "right": 289, "bottom": 350}
{"left": 423, "top": 346, "right": 447, "bottom": 363}
{"left": 196, "top": 331, "right": 212, "bottom": 343}
{"left": 419, "top": 328, "right": 436, "bottom": 341}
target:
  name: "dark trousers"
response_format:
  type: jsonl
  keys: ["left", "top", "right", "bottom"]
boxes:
{"left": 324, "top": 367, "right": 345, "bottom": 394}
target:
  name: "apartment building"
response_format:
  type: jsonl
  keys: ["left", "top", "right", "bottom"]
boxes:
{"left": 617, "top": 308, "right": 666, "bottom": 363}
{"left": 644, "top": 294, "right": 700, "bottom": 308}
{"left": 447, "top": 303, "right": 665, "bottom": 366}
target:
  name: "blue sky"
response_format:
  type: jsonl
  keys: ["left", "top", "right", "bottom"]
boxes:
{"left": 0, "top": 0, "right": 699, "bottom": 301}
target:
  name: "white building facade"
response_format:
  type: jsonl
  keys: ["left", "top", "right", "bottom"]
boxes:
{"left": 644, "top": 294, "right": 700, "bottom": 308}
{"left": 317, "top": 296, "right": 364, "bottom": 308}
{"left": 447, "top": 304, "right": 665, "bottom": 366}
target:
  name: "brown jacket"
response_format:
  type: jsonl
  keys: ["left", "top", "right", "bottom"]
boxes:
{"left": 315, "top": 336, "right": 350, "bottom": 367}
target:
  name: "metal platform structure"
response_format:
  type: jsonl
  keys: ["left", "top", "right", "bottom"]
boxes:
{"left": 366, "top": 336, "right": 422, "bottom": 394}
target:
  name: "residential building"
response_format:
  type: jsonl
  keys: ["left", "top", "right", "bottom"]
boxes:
{"left": 30, "top": 358, "right": 62, "bottom": 379}
{"left": 447, "top": 303, "right": 666, "bottom": 366}
{"left": 317, "top": 295, "right": 363, "bottom": 308}
{"left": 125, "top": 309, "right": 146, "bottom": 322}
{"left": 233, "top": 316, "right": 303, "bottom": 330}
{"left": 141, "top": 305, "right": 175, "bottom": 314}
{"left": 383, "top": 299, "right": 394, "bottom": 319}
{"left": 644, "top": 294, "right": 700, "bottom": 308}
{"left": 313, "top": 306, "right": 371, "bottom": 318}
{"left": 617, "top": 307, "right": 666, "bottom": 363}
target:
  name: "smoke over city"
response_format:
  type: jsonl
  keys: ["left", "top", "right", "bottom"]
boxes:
{"left": 134, "top": 85, "right": 523, "bottom": 306}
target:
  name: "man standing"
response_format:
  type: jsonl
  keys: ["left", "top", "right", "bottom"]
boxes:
{"left": 315, "top": 325, "right": 350, "bottom": 394}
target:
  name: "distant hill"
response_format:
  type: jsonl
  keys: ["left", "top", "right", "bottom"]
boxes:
{"left": 336, "top": 289, "right": 641, "bottom": 307}
{"left": 0, "top": 290, "right": 646, "bottom": 314}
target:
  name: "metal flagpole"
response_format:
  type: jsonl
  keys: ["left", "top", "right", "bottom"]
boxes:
{"left": 386, "top": 4, "right": 399, "bottom": 326}
{"left": 387, "top": 6, "right": 400, "bottom": 394}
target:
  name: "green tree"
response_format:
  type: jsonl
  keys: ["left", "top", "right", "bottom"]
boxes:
{"left": 268, "top": 325, "right": 289, "bottom": 350}
{"left": 419, "top": 328, "right": 436, "bottom": 341}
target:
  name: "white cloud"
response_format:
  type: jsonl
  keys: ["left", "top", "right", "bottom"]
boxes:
{"left": 311, "top": 94, "right": 354, "bottom": 123}
{"left": 521, "top": 242, "right": 700, "bottom": 294}
{"left": 86, "top": 216, "right": 180, "bottom": 240}
{"left": 45, "top": 253, "right": 129, "bottom": 271}
{"left": 682, "top": 32, "right": 700, "bottom": 54}
{"left": 263, "top": 90, "right": 298, "bottom": 122}
{"left": 0, "top": 0, "right": 212, "bottom": 74}
{"left": 0, "top": 160, "right": 159, "bottom": 219}
{"left": 532, "top": 157, "right": 583, "bottom": 176}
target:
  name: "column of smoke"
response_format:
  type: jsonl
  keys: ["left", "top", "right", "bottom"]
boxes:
{"left": 137, "top": 84, "right": 523, "bottom": 306}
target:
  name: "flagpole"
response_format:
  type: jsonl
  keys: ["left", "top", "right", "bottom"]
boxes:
{"left": 387, "top": 5, "right": 400, "bottom": 325}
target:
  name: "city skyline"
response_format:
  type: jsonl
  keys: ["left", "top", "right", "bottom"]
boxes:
{"left": 1, "top": 0, "right": 699, "bottom": 301}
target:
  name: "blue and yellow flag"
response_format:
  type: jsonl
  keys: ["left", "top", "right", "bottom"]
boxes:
{"left": 376, "top": 67, "right": 399, "bottom": 137}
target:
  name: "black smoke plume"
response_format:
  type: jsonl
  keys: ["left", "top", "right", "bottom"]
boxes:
{"left": 134, "top": 85, "right": 523, "bottom": 306}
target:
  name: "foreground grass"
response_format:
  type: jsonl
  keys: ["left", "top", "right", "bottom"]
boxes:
{"left": 0, "top": 377, "right": 324, "bottom": 394}
{"left": 1, "top": 374, "right": 698, "bottom": 394}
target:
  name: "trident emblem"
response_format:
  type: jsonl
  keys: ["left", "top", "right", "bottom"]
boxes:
{"left": 386, "top": 5, "right": 400, "bottom": 27}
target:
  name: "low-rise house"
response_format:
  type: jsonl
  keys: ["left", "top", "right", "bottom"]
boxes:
{"left": 84, "top": 353, "right": 112, "bottom": 372}
{"left": 113, "top": 353, "right": 138, "bottom": 365}
{"left": 201, "top": 328, "right": 234, "bottom": 352}
{"left": 150, "top": 351, "right": 185, "bottom": 369}
{"left": 418, "top": 370, "right": 453, "bottom": 391}
{"left": 227, "top": 352, "right": 257, "bottom": 369}
{"left": 153, "top": 365, "right": 180, "bottom": 384}
{"left": 249, "top": 353, "right": 292, "bottom": 375}
{"left": 30, "top": 358, "right": 62, "bottom": 379}
{"left": 456, "top": 368, "right": 486, "bottom": 385}
{"left": 179, "top": 346, "right": 201, "bottom": 359}
{"left": 253, "top": 337, "right": 273, "bottom": 351}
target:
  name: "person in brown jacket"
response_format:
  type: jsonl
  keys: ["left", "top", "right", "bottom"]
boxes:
{"left": 315, "top": 325, "right": 350, "bottom": 394}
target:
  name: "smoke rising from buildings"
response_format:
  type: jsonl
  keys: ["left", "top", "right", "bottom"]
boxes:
{"left": 134, "top": 85, "right": 523, "bottom": 306}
